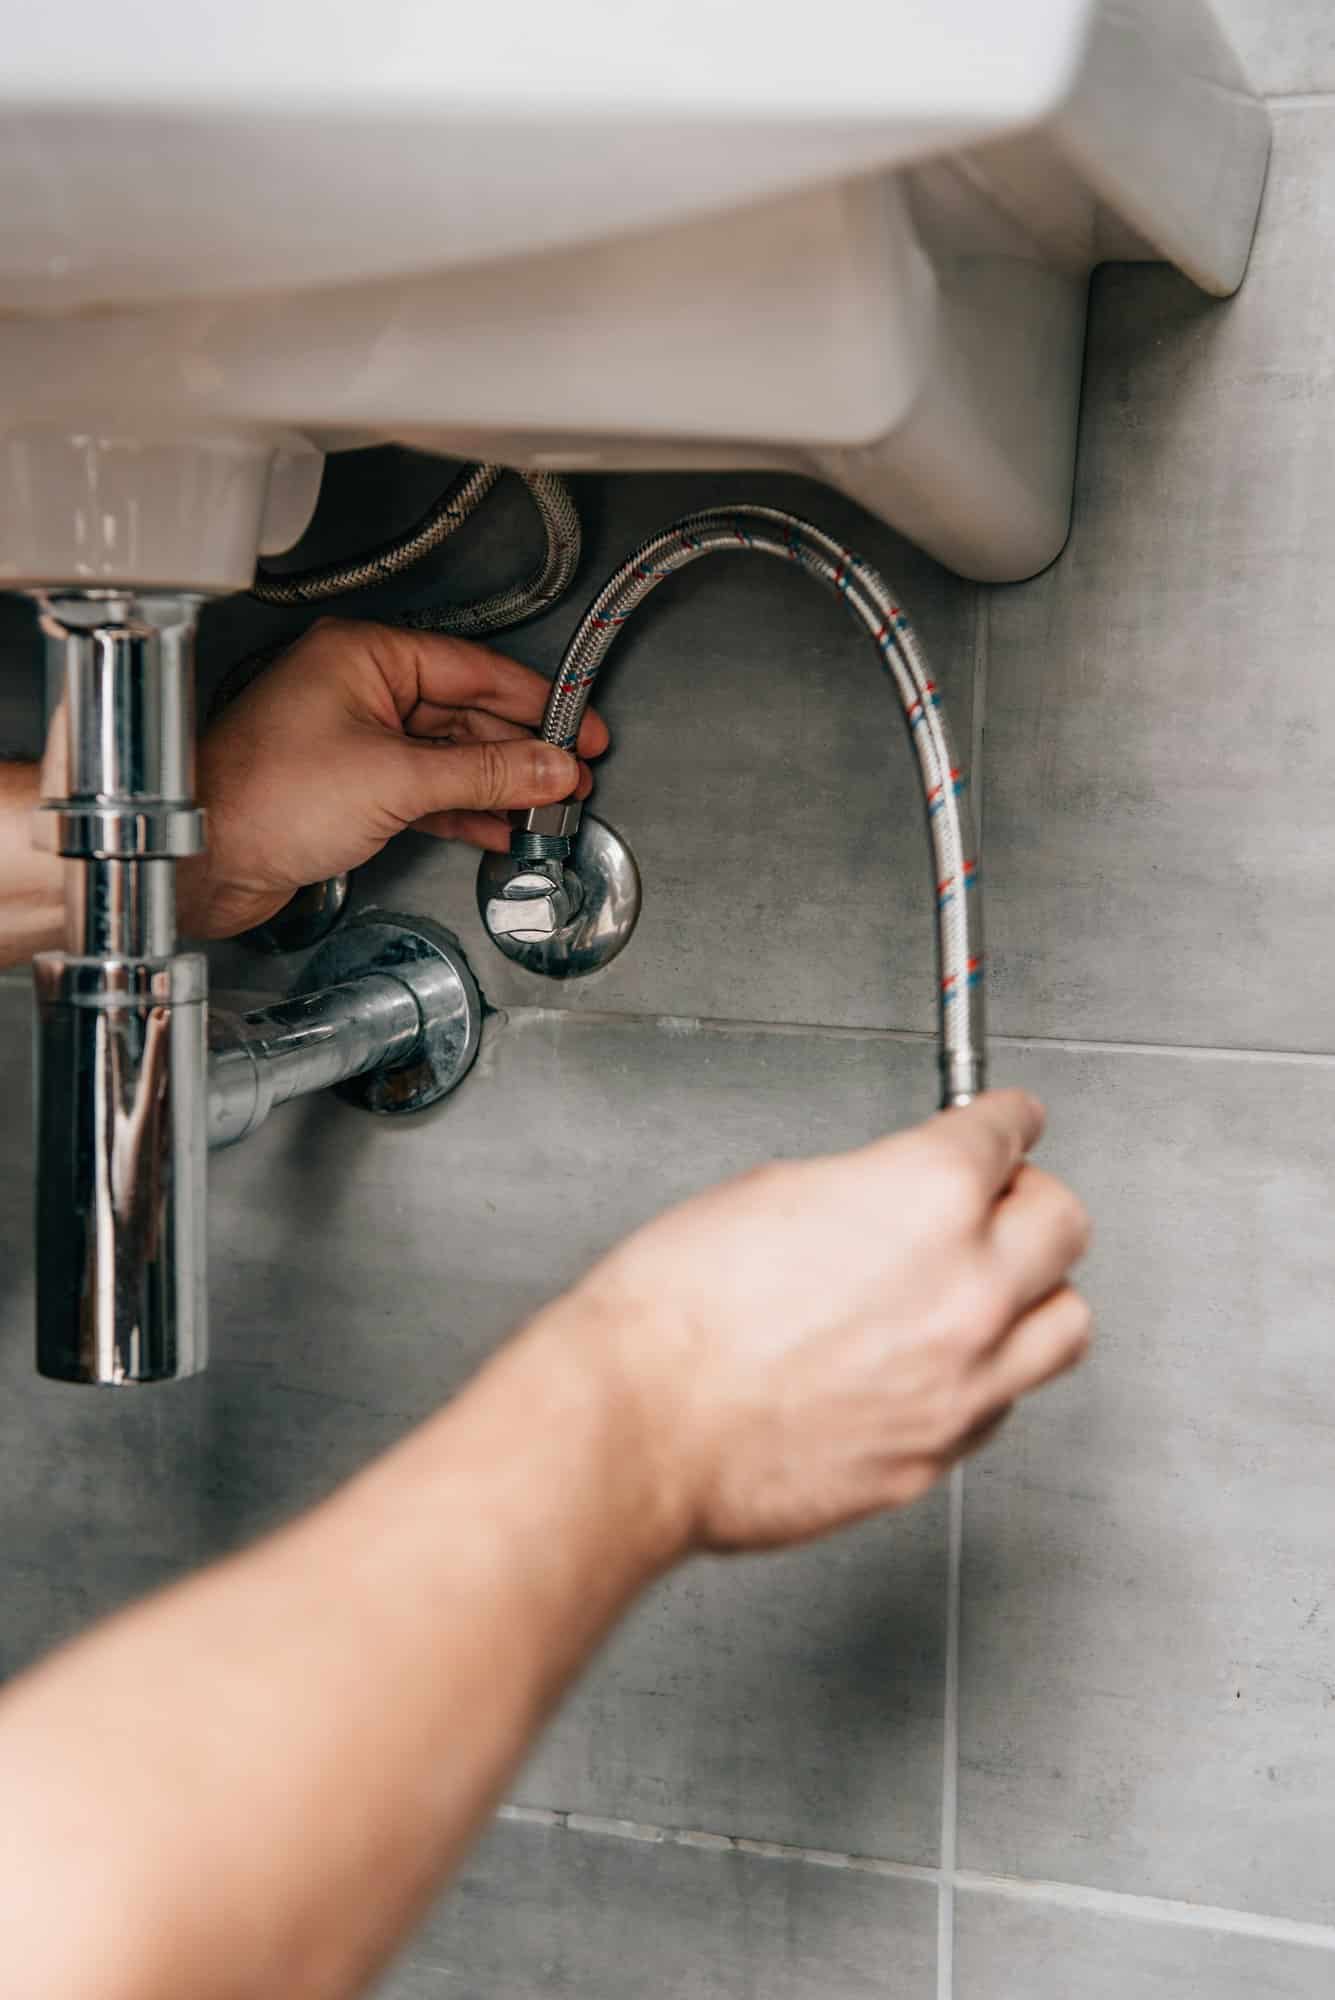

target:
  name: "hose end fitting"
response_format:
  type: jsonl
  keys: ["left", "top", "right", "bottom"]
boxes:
{"left": 510, "top": 831, "right": 573, "bottom": 863}
{"left": 510, "top": 796, "right": 584, "bottom": 864}
{"left": 940, "top": 1050, "right": 986, "bottom": 1110}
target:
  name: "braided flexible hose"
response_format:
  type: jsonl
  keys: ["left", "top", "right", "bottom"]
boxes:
{"left": 533, "top": 506, "right": 985, "bottom": 1107}
{"left": 252, "top": 464, "right": 581, "bottom": 638}
{"left": 397, "top": 471, "right": 582, "bottom": 637}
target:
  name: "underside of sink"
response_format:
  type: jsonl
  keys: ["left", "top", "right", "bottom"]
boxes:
{"left": 0, "top": 0, "right": 1268, "bottom": 589}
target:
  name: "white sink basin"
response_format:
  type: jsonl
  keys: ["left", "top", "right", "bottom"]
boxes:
{"left": 0, "top": 0, "right": 1269, "bottom": 590}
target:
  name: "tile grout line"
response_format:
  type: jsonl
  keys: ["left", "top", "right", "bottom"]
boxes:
{"left": 18, "top": 964, "right": 1335, "bottom": 1075}
{"left": 949, "top": 1870, "right": 1335, "bottom": 1955}
{"left": 931, "top": 522, "right": 988, "bottom": 2000}
{"left": 931, "top": 580, "right": 987, "bottom": 1999}
{"left": 496, "top": 1805, "right": 939, "bottom": 1886}
{"left": 937, "top": 1464, "right": 964, "bottom": 2000}
{"left": 488, "top": 1003, "right": 1335, "bottom": 1071}
{"left": 497, "top": 1805, "right": 1335, "bottom": 1956}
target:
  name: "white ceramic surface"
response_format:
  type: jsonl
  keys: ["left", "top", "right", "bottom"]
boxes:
{"left": 0, "top": 0, "right": 1269, "bottom": 588}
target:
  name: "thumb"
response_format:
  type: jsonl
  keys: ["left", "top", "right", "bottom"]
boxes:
{"left": 388, "top": 735, "right": 579, "bottom": 821}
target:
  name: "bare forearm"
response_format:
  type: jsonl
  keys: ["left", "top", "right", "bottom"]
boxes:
{"left": 0, "top": 1074, "right": 1089, "bottom": 2000}
{"left": 0, "top": 1297, "right": 677, "bottom": 2000}
{"left": 0, "top": 760, "right": 62, "bottom": 966}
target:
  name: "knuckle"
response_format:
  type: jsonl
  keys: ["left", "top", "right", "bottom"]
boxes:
{"left": 924, "top": 1142, "right": 985, "bottom": 1217}
{"left": 1028, "top": 1173, "right": 1092, "bottom": 1260}
{"left": 948, "top": 1263, "right": 1012, "bottom": 1351}
{"left": 476, "top": 739, "right": 510, "bottom": 807}
{"left": 1063, "top": 1291, "right": 1095, "bottom": 1356}
{"left": 1067, "top": 1194, "right": 1094, "bottom": 1257}
{"left": 1068, "top": 1287, "right": 1094, "bottom": 1333}
{"left": 1046, "top": 1173, "right": 1085, "bottom": 1225}
{"left": 1017, "top": 1289, "right": 1092, "bottom": 1387}
{"left": 892, "top": 1460, "right": 944, "bottom": 1507}
{"left": 920, "top": 1380, "right": 971, "bottom": 1452}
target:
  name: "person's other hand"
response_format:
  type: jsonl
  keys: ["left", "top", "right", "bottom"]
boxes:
{"left": 548, "top": 1090, "right": 1090, "bottom": 1555}
{"left": 181, "top": 618, "right": 609, "bottom": 940}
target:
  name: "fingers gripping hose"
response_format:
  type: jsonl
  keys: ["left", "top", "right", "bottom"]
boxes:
{"left": 254, "top": 471, "right": 982, "bottom": 1103}
{"left": 525, "top": 506, "right": 985, "bottom": 1108}
{"left": 252, "top": 464, "right": 582, "bottom": 639}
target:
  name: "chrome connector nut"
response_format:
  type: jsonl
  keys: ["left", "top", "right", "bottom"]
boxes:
{"left": 516, "top": 798, "right": 584, "bottom": 840}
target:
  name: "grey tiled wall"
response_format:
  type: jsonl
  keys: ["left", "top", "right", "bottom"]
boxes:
{"left": 3, "top": 8, "right": 1335, "bottom": 1998}
{"left": 1215, "top": 0, "right": 1335, "bottom": 93}
{"left": 383, "top": 1813, "right": 937, "bottom": 2000}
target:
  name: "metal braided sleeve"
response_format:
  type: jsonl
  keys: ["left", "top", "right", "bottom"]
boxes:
{"left": 397, "top": 472, "right": 582, "bottom": 637}
{"left": 536, "top": 505, "right": 984, "bottom": 1106}
{"left": 252, "top": 462, "right": 503, "bottom": 604}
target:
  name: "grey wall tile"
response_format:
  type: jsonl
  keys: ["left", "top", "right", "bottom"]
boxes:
{"left": 984, "top": 106, "right": 1335, "bottom": 1052}
{"left": 956, "top": 1890, "right": 1335, "bottom": 2000}
{"left": 1215, "top": 0, "right": 1335, "bottom": 95}
{"left": 521, "top": 1500, "right": 946, "bottom": 1863}
{"left": 958, "top": 1041, "right": 1335, "bottom": 1921}
{"left": 0, "top": 979, "right": 948, "bottom": 1862}
{"left": 374, "top": 1816, "right": 936, "bottom": 2000}
{"left": 205, "top": 461, "right": 977, "bottom": 1035}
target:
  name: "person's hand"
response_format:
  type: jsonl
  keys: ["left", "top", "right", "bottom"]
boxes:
{"left": 547, "top": 1090, "right": 1090, "bottom": 1556}
{"left": 180, "top": 618, "right": 609, "bottom": 940}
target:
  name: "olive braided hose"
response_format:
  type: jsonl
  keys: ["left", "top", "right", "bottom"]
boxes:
{"left": 525, "top": 506, "right": 985, "bottom": 1107}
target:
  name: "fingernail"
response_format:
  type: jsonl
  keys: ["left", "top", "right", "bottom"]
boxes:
{"left": 535, "top": 746, "right": 578, "bottom": 785}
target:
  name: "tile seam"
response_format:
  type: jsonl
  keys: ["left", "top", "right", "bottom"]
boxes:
{"left": 497, "top": 1805, "right": 1335, "bottom": 1953}
{"left": 941, "top": 575, "right": 981, "bottom": 2000}
{"left": 487, "top": 1003, "right": 1335, "bottom": 1070}
{"left": 937, "top": 1465, "right": 965, "bottom": 2000}
{"left": 496, "top": 1804, "right": 938, "bottom": 1886}
{"left": 951, "top": 1870, "right": 1335, "bottom": 1954}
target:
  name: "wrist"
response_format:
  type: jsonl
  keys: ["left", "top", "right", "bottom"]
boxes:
{"left": 180, "top": 745, "right": 286, "bottom": 942}
{"left": 512, "top": 1283, "right": 698, "bottom": 1584}
{"left": 0, "top": 760, "right": 65, "bottom": 967}
{"left": 179, "top": 734, "right": 235, "bottom": 940}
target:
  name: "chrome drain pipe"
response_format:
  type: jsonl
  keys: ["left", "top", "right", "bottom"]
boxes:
{"left": 29, "top": 583, "right": 482, "bottom": 1390}
{"left": 32, "top": 591, "right": 208, "bottom": 1387}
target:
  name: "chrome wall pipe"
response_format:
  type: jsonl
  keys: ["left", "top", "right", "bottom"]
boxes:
{"left": 29, "top": 584, "right": 480, "bottom": 1388}
{"left": 208, "top": 917, "right": 481, "bottom": 1150}
{"left": 208, "top": 977, "right": 422, "bottom": 1150}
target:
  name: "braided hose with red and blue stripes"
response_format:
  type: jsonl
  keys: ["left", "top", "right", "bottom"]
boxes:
{"left": 528, "top": 505, "right": 985, "bottom": 1107}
